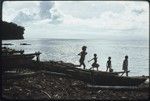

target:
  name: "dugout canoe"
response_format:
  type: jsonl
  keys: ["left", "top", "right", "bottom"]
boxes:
{"left": 1, "top": 53, "right": 35, "bottom": 69}
{"left": 60, "top": 67, "right": 147, "bottom": 86}
{"left": 39, "top": 61, "right": 147, "bottom": 86}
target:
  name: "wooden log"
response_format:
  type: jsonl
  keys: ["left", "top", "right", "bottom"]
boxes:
{"left": 114, "top": 71, "right": 130, "bottom": 74}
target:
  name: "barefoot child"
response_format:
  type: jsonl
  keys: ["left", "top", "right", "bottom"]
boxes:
{"left": 106, "top": 57, "right": 112, "bottom": 72}
{"left": 78, "top": 46, "right": 87, "bottom": 69}
{"left": 88, "top": 54, "right": 99, "bottom": 71}
{"left": 122, "top": 55, "right": 128, "bottom": 76}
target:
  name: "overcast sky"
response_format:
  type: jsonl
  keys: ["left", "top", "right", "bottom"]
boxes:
{"left": 3, "top": 1, "right": 149, "bottom": 40}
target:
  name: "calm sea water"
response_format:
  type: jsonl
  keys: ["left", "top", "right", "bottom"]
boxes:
{"left": 2, "top": 38, "right": 149, "bottom": 76}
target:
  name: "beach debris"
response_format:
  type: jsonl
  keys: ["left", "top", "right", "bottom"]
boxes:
{"left": 41, "top": 90, "right": 51, "bottom": 99}
{"left": 121, "top": 96, "right": 127, "bottom": 99}
{"left": 35, "top": 84, "right": 42, "bottom": 89}
{"left": 4, "top": 88, "right": 10, "bottom": 91}
{"left": 2, "top": 61, "right": 149, "bottom": 100}
{"left": 97, "top": 90, "right": 102, "bottom": 93}
{"left": 92, "top": 96, "right": 96, "bottom": 99}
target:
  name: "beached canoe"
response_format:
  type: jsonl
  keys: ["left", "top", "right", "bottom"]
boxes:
{"left": 38, "top": 61, "right": 147, "bottom": 86}
{"left": 1, "top": 54, "right": 35, "bottom": 68}
{"left": 64, "top": 68, "right": 147, "bottom": 86}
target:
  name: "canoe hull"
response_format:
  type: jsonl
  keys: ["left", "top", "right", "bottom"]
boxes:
{"left": 1, "top": 54, "right": 35, "bottom": 71}
{"left": 42, "top": 62, "right": 147, "bottom": 86}
{"left": 65, "top": 69, "right": 147, "bottom": 86}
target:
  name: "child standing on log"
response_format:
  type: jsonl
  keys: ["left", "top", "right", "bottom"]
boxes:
{"left": 106, "top": 57, "right": 112, "bottom": 72}
{"left": 122, "top": 55, "right": 128, "bottom": 76}
{"left": 78, "top": 46, "right": 87, "bottom": 69}
{"left": 88, "top": 54, "right": 99, "bottom": 71}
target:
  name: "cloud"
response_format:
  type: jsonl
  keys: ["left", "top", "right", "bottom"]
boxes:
{"left": 12, "top": 11, "right": 33, "bottom": 25}
{"left": 132, "top": 9, "right": 144, "bottom": 15}
{"left": 6, "top": 1, "right": 63, "bottom": 25}
{"left": 55, "top": 1, "right": 125, "bottom": 19}
{"left": 3, "top": 1, "right": 149, "bottom": 39}
{"left": 49, "top": 8, "right": 63, "bottom": 24}
{"left": 38, "top": 1, "right": 63, "bottom": 24}
{"left": 60, "top": 1, "right": 149, "bottom": 31}
{"left": 39, "top": 1, "right": 54, "bottom": 19}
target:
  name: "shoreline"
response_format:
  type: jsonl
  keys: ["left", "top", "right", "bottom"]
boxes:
{"left": 2, "top": 60, "right": 149, "bottom": 100}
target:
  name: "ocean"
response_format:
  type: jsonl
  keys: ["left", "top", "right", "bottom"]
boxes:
{"left": 2, "top": 38, "right": 149, "bottom": 76}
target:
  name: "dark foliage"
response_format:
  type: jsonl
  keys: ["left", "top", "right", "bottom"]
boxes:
{"left": 1, "top": 21, "right": 24, "bottom": 40}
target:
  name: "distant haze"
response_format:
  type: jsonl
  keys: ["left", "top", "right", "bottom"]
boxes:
{"left": 3, "top": 1, "right": 149, "bottom": 40}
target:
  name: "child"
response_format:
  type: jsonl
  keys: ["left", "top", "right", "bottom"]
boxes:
{"left": 78, "top": 46, "right": 87, "bottom": 69}
{"left": 88, "top": 54, "right": 99, "bottom": 71}
{"left": 106, "top": 57, "right": 112, "bottom": 72}
{"left": 122, "top": 55, "right": 128, "bottom": 76}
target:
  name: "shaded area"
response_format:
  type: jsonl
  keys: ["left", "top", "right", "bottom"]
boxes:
{"left": 1, "top": 57, "right": 147, "bottom": 86}
{"left": 1, "top": 21, "right": 24, "bottom": 40}
{"left": 2, "top": 70, "right": 149, "bottom": 100}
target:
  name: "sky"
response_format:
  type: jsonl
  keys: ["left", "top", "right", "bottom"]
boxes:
{"left": 3, "top": 1, "right": 149, "bottom": 40}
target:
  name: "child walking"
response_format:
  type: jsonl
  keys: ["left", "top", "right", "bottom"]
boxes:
{"left": 106, "top": 57, "right": 112, "bottom": 72}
